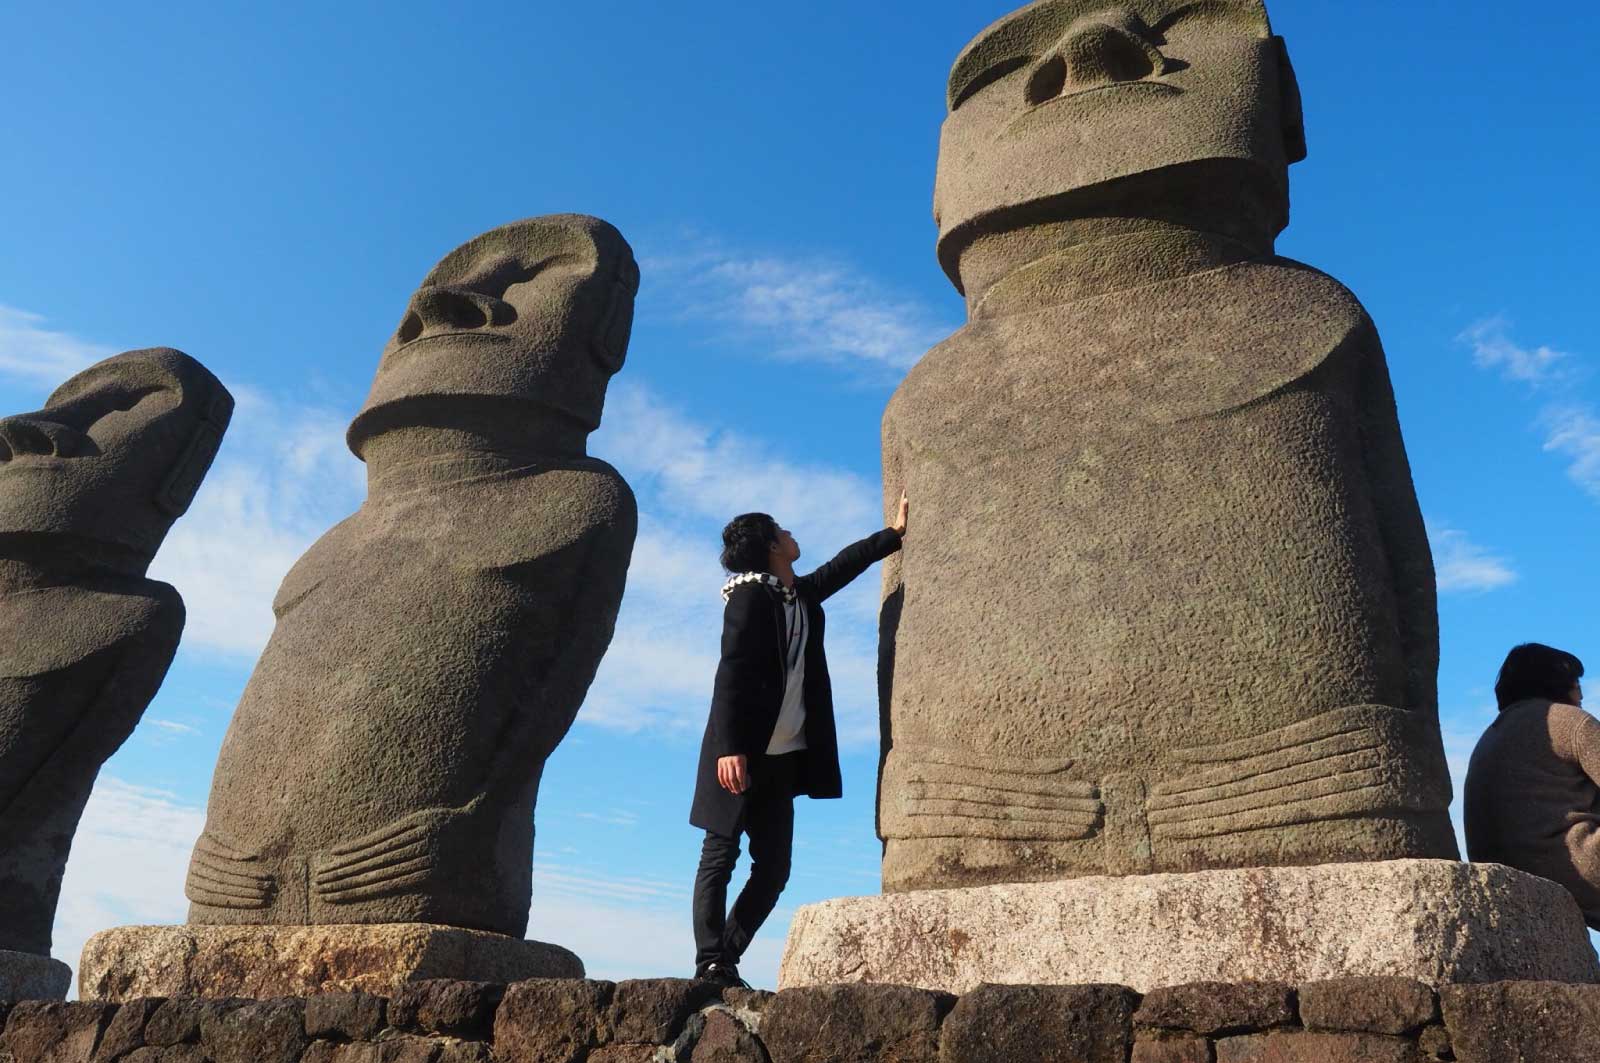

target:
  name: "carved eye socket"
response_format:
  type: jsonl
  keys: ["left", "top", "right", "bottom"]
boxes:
{"left": 951, "top": 55, "right": 1032, "bottom": 110}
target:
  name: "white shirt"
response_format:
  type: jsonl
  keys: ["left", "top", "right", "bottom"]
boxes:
{"left": 766, "top": 595, "right": 809, "bottom": 754}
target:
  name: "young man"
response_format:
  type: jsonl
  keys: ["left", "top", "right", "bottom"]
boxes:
{"left": 689, "top": 495, "right": 909, "bottom": 986}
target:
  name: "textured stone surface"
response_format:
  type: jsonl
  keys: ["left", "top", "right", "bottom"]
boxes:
{"left": 760, "top": 984, "right": 952, "bottom": 1063}
{"left": 122, "top": 1047, "right": 207, "bottom": 1063}
{"left": 142, "top": 998, "right": 236, "bottom": 1047}
{"left": 0, "top": 951, "right": 72, "bottom": 1002}
{"left": 0, "top": 1001, "right": 119, "bottom": 1062}
{"left": 608, "top": 978, "right": 721, "bottom": 1044}
{"left": 1137, "top": 983, "right": 1294, "bottom": 1035}
{"left": 940, "top": 983, "right": 1134, "bottom": 1062}
{"left": 1440, "top": 981, "right": 1600, "bottom": 1063}
{"left": 877, "top": 0, "right": 1457, "bottom": 892}
{"left": 781, "top": 860, "right": 1600, "bottom": 993}
{"left": 78, "top": 924, "right": 582, "bottom": 1001}
{"left": 1133, "top": 1036, "right": 1213, "bottom": 1063}
{"left": 303, "top": 992, "right": 386, "bottom": 1041}
{"left": 198, "top": 998, "right": 305, "bottom": 1063}
{"left": 1215, "top": 1031, "right": 1416, "bottom": 1062}
{"left": 1300, "top": 978, "right": 1435, "bottom": 1035}
{"left": 388, "top": 980, "right": 501, "bottom": 1039}
{"left": 0, "top": 350, "right": 231, "bottom": 955}
{"left": 185, "top": 215, "right": 638, "bottom": 935}
{"left": 95, "top": 998, "right": 164, "bottom": 1061}
{"left": 689, "top": 1009, "right": 769, "bottom": 1063}
{"left": 492, "top": 979, "right": 615, "bottom": 1063}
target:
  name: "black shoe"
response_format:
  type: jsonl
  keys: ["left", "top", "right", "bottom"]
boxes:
{"left": 696, "top": 963, "right": 751, "bottom": 990}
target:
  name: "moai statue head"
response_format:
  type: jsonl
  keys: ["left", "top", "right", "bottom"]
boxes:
{"left": 0, "top": 348, "right": 234, "bottom": 570}
{"left": 347, "top": 214, "right": 641, "bottom": 459}
{"left": 934, "top": 0, "right": 1307, "bottom": 289}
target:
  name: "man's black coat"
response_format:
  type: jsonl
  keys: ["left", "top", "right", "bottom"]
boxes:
{"left": 689, "top": 528, "right": 903, "bottom": 837}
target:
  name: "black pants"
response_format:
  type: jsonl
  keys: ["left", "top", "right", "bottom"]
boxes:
{"left": 691, "top": 752, "right": 802, "bottom": 973}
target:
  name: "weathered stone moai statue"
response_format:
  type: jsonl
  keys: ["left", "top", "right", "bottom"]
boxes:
{"left": 878, "top": 0, "right": 1456, "bottom": 891}
{"left": 0, "top": 350, "right": 232, "bottom": 962}
{"left": 186, "top": 215, "right": 639, "bottom": 935}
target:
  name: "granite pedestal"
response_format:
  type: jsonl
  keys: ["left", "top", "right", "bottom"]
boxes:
{"left": 78, "top": 923, "right": 583, "bottom": 1001}
{"left": 0, "top": 950, "right": 72, "bottom": 1001}
{"left": 779, "top": 860, "right": 1600, "bottom": 994}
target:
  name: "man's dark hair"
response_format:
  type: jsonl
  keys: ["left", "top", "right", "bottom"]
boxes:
{"left": 1495, "top": 643, "right": 1585, "bottom": 709}
{"left": 721, "top": 513, "right": 779, "bottom": 574}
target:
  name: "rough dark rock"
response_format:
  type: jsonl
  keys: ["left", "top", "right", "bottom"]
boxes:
{"left": 303, "top": 993, "right": 386, "bottom": 1042}
{"left": 1214, "top": 1031, "right": 1415, "bottom": 1062}
{"left": 92, "top": 998, "right": 163, "bottom": 1062}
{"left": 1415, "top": 1025, "right": 1450, "bottom": 1062}
{"left": 120, "top": 1048, "right": 207, "bottom": 1063}
{"left": 388, "top": 981, "right": 501, "bottom": 1039}
{"left": 198, "top": 998, "right": 306, "bottom": 1063}
{"left": 1133, "top": 1036, "right": 1214, "bottom": 1063}
{"left": 609, "top": 979, "right": 722, "bottom": 1045}
{"left": 1442, "top": 981, "right": 1600, "bottom": 1063}
{"left": 587, "top": 1047, "right": 656, "bottom": 1063}
{"left": 1300, "top": 978, "right": 1436, "bottom": 1036}
{"left": 720, "top": 989, "right": 774, "bottom": 1016}
{"left": 760, "top": 984, "right": 952, "bottom": 1063}
{"left": 143, "top": 999, "right": 243, "bottom": 1047}
{"left": 939, "top": 983, "right": 1135, "bottom": 1063}
{"left": 1136, "top": 983, "right": 1296, "bottom": 1036}
{"left": 687, "top": 1009, "right": 768, "bottom": 1063}
{"left": 493, "top": 979, "right": 615, "bottom": 1063}
{"left": 1, "top": 1002, "right": 119, "bottom": 1063}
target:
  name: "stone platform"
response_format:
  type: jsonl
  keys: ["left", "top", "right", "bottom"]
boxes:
{"left": 779, "top": 859, "right": 1600, "bottom": 994}
{"left": 0, "top": 949, "right": 71, "bottom": 1001}
{"left": 78, "top": 923, "right": 584, "bottom": 1001}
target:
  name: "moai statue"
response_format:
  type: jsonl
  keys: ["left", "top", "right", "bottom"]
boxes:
{"left": 187, "top": 215, "right": 639, "bottom": 934}
{"left": 0, "top": 350, "right": 232, "bottom": 955}
{"left": 878, "top": 0, "right": 1456, "bottom": 891}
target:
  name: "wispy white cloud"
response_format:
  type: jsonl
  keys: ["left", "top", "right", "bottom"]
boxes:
{"left": 1427, "top": 521, "right": 1517, "bottom": 594}
{"left": 1458, "top": 316, "right": 1572, "bottom": 386}
{"left": 1543, "top": 404, "right": 1600, "bottom": 501}
{"left": 1460, "top": 317, "right": 1600, "bottom": 502}
{"left": 585, "top": 383, "right": 888, "bottom": 744}
{"left": 52, "top": 777, "right": 207, "bottom": 980}
{"left": 643, "top": 245, "right": 953, "bottom": 373}
{"left": 148, "top": 387, "right": 365, "bottom": 658}
{"left": 0, "top": 305, "right": 114, "bottom": 389}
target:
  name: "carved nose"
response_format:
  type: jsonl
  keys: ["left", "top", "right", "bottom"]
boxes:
{"left": 0, "top": 416, "right": 85, "bottom": 461}
{"left": 394, "top": 285, "right": 514, "bottom": 345}
{"left": 1026, "top": 12, "right": 1167, "bottom": 105}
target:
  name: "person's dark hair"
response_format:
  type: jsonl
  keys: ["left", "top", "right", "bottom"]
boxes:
{"left": 720, "top": 513, "right": 779, "bottom": 574}
{"left": 1495, "top": 643, "right": 1585, "bottom": 709}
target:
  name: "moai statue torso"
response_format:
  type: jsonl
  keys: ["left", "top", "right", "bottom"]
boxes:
{"left": 187, "top": 216, "right": 639, "bottom": 934}
{"left": 878, "top": 0, "right": 1457, "bottom": 891}
{"left": 0, "top": 350, "right": 232, "bottom": 954}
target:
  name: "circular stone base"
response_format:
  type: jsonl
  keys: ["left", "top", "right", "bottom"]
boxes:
{"left": 0, "top": 949, "right": 72, "bottom": 1001}
{"left": 79, "top": 923, "right": 584, "bottom": 1002}
{"left": 780, "top": 859, "right": 1600, "bottom": 994}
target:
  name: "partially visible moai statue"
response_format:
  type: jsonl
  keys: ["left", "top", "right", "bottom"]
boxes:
{"left": 878, "top": 0, "right": 1456, "bottom": 891}
{"left": 187, "top": 215, "right": 639, "bottom": 934}
{"left": 1, "top": 350, "right": 233, "bottom": 955}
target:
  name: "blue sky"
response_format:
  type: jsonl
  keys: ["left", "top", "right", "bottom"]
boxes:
{"left": 3, "top": 1, "right": 1598, "bottom": 988}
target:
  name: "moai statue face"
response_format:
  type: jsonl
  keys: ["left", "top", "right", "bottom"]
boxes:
{"left": 0, "top": 348, "right": 234, "bottom": 566}
{"left": 348, "top": 214, "right": 641, "bottom": 457}
{"left": 933, "top": 0, "right": 1307, "bottom": 286}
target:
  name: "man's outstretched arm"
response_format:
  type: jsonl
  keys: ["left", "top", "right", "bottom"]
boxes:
{"left": 801, "top": 492, "right": 909, "bottom": 602}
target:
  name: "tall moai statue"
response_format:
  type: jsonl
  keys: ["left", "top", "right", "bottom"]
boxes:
{"left": 878, "top": 0, "right": 1457, "bottom": 891}
{"left": 0, "top": 350, "right": 232, "bottom": 964}
{"left": 186, "top": 215, "right": 639, "bottom": 935}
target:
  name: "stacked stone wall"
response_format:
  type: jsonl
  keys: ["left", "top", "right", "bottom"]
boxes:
{"left": 4, "top": 977, "right": 1598, "bottom": 1062}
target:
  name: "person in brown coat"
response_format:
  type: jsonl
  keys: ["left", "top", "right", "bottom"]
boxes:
{"left": 1465, "top": 643, "right": 1596, "bottom": 925}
